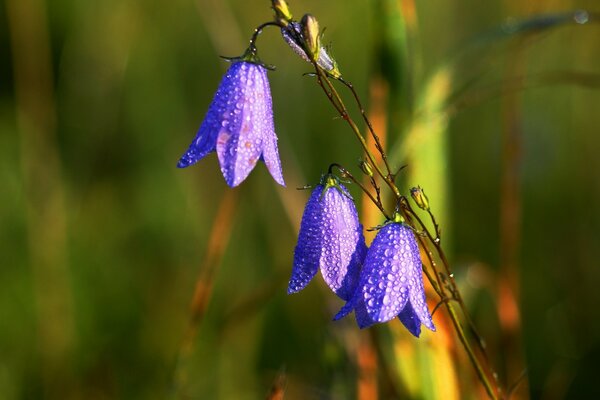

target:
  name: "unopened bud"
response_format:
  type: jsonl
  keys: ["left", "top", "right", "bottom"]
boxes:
{"left": 281, "top": 21, "right": 342, "bottom": 78}
{"left": 358, "top": 160, "right": 374, "bottom": 177}
{"left": 301, "top": 14, "right": 320, "bottom": 60}
{"left": 410, "top": 186, "right": 430, "bottom": 211}
{"left": 272, "top": 0, "right": 292, "bottom": 24}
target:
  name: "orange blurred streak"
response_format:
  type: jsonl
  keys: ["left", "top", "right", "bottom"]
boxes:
{"left": 357, "top": 332, "right": 378, "bottom": 400}
{"left": 355, "top": 74, "right": 390, "bottom": 400}
{"left": 400, "top": 0, "right": 418, "bottom": 33}
{"left": 173, "top": 189, "right": 239, "bottom": 392}
{"left": 265, "top": 370, "right": 286, "bottom": 400}
{"left": 362, "top": 76, "right": 389, "bottom": 239}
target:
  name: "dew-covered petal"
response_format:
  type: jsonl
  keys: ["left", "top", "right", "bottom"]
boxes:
{"left": 257, "top": 70, "right": 285, "bottom": 186}
{"left": 319, "top": 186, "right": 366, "bottom": 300}
{"left": 407, "top": 238, "right": 436, "bottom": 332}
{"left": 360, "top": 223, "right": 412, "bottom": 323}
{"left": 333, "top": 295, "right": 376, "bottom": 329}
{"left": 177, "top": 64, "right": 245, "bottom": 168}
{"left": 288, "top": 185, "right": 325, "bottom": 294}
{"left": 333, "top": 295, "right": 356, "bottom": 321}
{"left": 216, "top": 63, "right": 266, "bottom": 187}
{"left": 289, "top": 182, "right": 365, "bottom": 300}
{"left": 178, "top": 61, "right": 284, "bottom": 187}
{"left": 398, "top": 302, "right": 422, "bottom": 337}
{"left": 335, "top": 222, "right": 436, "bottom": 332}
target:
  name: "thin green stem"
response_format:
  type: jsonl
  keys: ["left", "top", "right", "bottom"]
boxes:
{"left": 313, "top": 68, "right": 402, "bottom": 199}
{"left": 338, "top": 77, "right": 394, "bottom": 178}
{"left": 249, "top": 21, "right": 282, "bottom": 52}
{"left": 409, "top": 211, "right": 499, "bottom": 400}
{"left": 301, "top": 22, "right": 501, "bottom": 398}
{"left": 402, "top": 199, "right": 501, "bottom": 396}
{"left": 446, "top": 302, "right": 498, "bottom": 400}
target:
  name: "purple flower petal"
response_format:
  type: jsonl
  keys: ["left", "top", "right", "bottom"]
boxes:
{"left": 288, "top": 180, "right": 365, "bottom": 300}
{"left": 398, "top": 302, "right": 422, "bottom": 337}
{"left": 360, "top": 223, "right": 411, "bottom": 323}
{"left": 178, "top": 61, "right": 285, "bottom": 187}
{"left": 319, "top": 185, "right": 366, "bottom": 300}
{"left": 334, "top": 222, "right": 435, "bottom": 335}
{"left": 288, "top": 186, "right": 323, "bottom": 295}
{"left": 408, "top": 241, "right": 436, "bottom": 332}
{"left": 178, "top": 64, "right": 245, "bottom": 169}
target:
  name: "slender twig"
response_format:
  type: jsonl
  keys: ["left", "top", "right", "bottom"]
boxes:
{"left": 170, "top": 190, "right": 239, "bottom": 397}
{"left": 314, "top": 68, "right": 402, "bottom": 199}
{"left": 249, "top": 21, "right": 282, "bottom": 52}
{"left": 313, "top": 61, "right": 500, "bottom": 399}
{"left": 401, "top": 199, "right": 501, "bottom": 397}
{"left": 338, "top": 77, "right": 394, "bottom": 178}
{"left": 288, "top": 13, "right": 502, "bottom": 399}
{"left": 409, "top": 218, "right": 499, "bottom": 400}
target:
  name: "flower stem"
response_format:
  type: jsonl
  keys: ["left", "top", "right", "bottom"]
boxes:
{"left": 313, "top": 67, "right": 402, "bottom": 200}
{"left": 311, "top": 58, "right": 501, "bottom": 399}
{"left": 338, "top": 77, "right": 394, "bottom": 179}
{"left": 402, "top": 199, "right": 502, "bottom": 398}
{"left": 249, "top": 21, "right": 282, "bottom": 53}
{"left": 409, "top": 213, "right": 499, "bottom": 400}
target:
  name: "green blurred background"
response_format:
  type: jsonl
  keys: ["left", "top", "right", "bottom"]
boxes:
{"left": 1, "top": 0, "right": 600, "bottom": 398}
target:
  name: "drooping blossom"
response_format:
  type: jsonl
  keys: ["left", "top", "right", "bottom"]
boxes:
{"left": 288, "top": 175, "right": 367, "bottom": 301}
{"left": 177, "top": 61, "right": 284, "bottom": 187}
{"left": 335, "top": 220, "right": 435, "bottom": 337}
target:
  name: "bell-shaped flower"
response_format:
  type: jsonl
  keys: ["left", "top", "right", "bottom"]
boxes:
{"left": 288, "top": 175, "right": 367, "bottom": 301}
{"left": 177, "top": 61, "right": 285, "bottom": 187}
{"left": 335, "top": 218, "right": 436, "bottom": 337}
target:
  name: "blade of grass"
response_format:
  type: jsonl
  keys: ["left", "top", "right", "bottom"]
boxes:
{"left": 498, "top": 37, "right": 527, "bottom": 398}
{"left": 170, "top": 189, "right": 239, "bottom": 396}
{"left": 6, "top": 0, "right": 74, "bottom": 394}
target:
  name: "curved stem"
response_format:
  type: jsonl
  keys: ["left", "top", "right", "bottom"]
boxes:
{"left": 338, "top": 77, "right": 394, "bottom": 178}
{"left": 249, "top": 21, "right": 283, "bottom": 52}
{"left": 313, "top": 67, "right": 402, "bottom": 199}
{"left": 401, "top": 199, "right": 501, "bottom": 397}
{"left": 307, "top": 38, "right": 500, "bottom": 398}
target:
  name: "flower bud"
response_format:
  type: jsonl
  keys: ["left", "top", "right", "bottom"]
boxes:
{"left": 410, "top": 186, "right": 430, "bottom": 211}
{"left": 301, "top": 14, "right": 320, "bottom": 61}
{"left": 272, "top": 0, "right": 292, "bottom": 25}
{"left": 281, "top": 22, "right": 342, "bottom": 78}
{"left": 358, "top": 160, "right": 374, "bottom": 177}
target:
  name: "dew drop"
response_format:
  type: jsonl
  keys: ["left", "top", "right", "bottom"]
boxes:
{"left": 382, "top": 295, "right": 391, "bottom": 306}
{"left": 574, "top": 9, "right": 589, "bottom": 24}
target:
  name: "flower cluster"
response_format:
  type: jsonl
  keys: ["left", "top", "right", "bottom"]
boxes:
{"left": 177, "top": 0, "right": 435, "bottom": 338}
{"left": 289, "top": 186, "right": 435, "bottom": 337}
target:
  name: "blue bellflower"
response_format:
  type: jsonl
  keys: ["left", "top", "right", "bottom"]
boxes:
{"left": 288, "top": 175, "right": 367, "bottom": 301}
{"left": 335, "top": 221, "right": 436, "bottom": 337}
{"left": 178, "top": 61, "right": 285, "bottom": 187}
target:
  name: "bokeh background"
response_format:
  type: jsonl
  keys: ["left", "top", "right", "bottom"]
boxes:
{"left": 1, "top": 0, "right": 600, "bottom": 399}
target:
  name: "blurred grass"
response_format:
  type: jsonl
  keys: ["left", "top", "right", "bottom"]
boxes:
{"left": 1, "top": 0, "right": 600, "bottom": 399}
